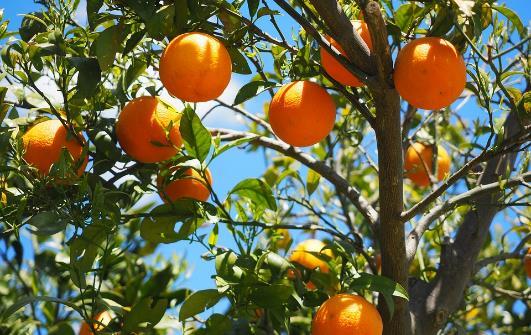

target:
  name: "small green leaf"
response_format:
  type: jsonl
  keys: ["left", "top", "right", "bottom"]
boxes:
{"left": 229, "top": 178, "right": 277, "bottom": 211}
{"left": 1, "top": 296, "right": 84, "bottom": 321}
{"left": 204, "top": 314, "right": 232, "bottom": 335}
{"left": 214, "top": 136, "right": 257, "bottom": 158}
{"left": 248, "top": 0, "right": 259, "bottom": 18}
{"left": 179, "top": 106, "right": 212, "bottom": 162}
{"left": 179, "top": 289, "right": 223, "bottom": 321}
{"left": 123, "top": 30, "right": 146, "bottom": 55}
{"left": 175, "top": 0, "right": 189, "bottom": 34}
{"left": 68, "top": 57, "right": 101, "bottom": 98}
{"left": 123, "top": 297, "right": 168, "bottom": 332}
{"left": 140, "top": 266, "right": 173, "bottom": 298}
{"left": 250, "top": 284, "right": 294, "bottom": 308}
{"left": 208, "top": 223, "right": 219, "bottom": 247}
{"left": 227, "top": 48, "right": 251, "bottom": 75}
{"left": 140, "top": 203, "right": 198, "bottom": 243}
{"left": 94, "top": 25, "right": 121, "bottom": 71}
{"left": 493, "top": 6, "right": 525, "bottom": 38}
{"left": 306, "top": 169, "right": 321, "bottom": 196}
{"left": 234, "top": 81, "right": 276, "bottom": 105}
{"left": 87, "top": 0, "right": 104, "bottom": 29}
{"left": 27, "top": 212, "right": 65, "bottom": 236}
{"left": 349, "top": 273, "right": 408, "bottom": 318}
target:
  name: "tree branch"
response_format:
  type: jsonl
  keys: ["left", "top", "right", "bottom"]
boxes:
{"left": 474, "top": 234, "right": 531, "bottom": 272}
{"left": 409, "top": 111, "right": 525, "bottom": 335}
{"left": 406, "top": 171, "right": 531, "bottom": 263}
{"left": 273, "top": 0, "right": 376, "bottom": 86}
{"left": 401, "top": 126, "right": 531, "bottom": 222}
{"left": 210, "top": 128, "right": 379, "bottom": 226}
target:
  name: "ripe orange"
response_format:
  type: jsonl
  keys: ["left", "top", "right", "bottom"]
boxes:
{"left": 158, "top": 168, "right": 212, "bottom": 203}
{"left": 116, "top": 96, "right": 182, "bottom": 163}
{"left": 268, "top": 81, "right": 336, "bottom": 147}
{"left": 394, "top": 37, "right": 466, "bottom": 110}
{"left": 320, "top": 20, "right": 373, "bottom": 87}
{"left": 79, "top": 310, "right": 112, "bottom": 335}
{"left": 159, "top": 32, "right": 232, "bottom": 102}
{"left": 22, "top": 119, "right": 88, "bottom": 177}
{"left": 290, "top": 239, "right": 333, "bottom": 273}
{"left": 404, "top": 142, "right": 451, "bottom": 187}
{"left": 525, "top": 248, "right": 531, "bottom": 279}
{"left": 312, "top": 294, "right": 382, "bottom": 335}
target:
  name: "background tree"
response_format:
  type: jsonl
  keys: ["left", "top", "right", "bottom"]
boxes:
{"left": 0, "top": 0, "right": 529, "bottom": 334}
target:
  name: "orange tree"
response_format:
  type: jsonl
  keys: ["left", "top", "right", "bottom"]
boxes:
{"left": 0, "top": 0, "right": 529, "bottom": 334}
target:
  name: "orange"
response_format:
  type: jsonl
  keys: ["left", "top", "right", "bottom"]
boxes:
{"left": 312, "top": 294, "right": 382, "bottom": 335}
{"left": 404, "top": 142, "right": 450, "bottom": 187}
{"left": 116, "top": 96, "right": 183, "bottom": 163}
{"left": 320, "top": 20, "right": 373, "bottom": 87}
{"left": 290, "top": 239, "right": 333, "bottom": 273}
{"left": 159, "top": 32, "right": 232, "bottom": 102}
{"left": 394, "top": 37, "right": 466, "bottom": 110}
{"left": 22, "top": 119, "right": 88, "bottom": 177}
{"left": 268, "top": 81, "right": 336, "bottom": 147}
{"left": 79, "top": 310, "right": 112, "bottom": 335}
{"left": 525, "top": 248, "right": 531, "bottom": 279}
{"left": 158, "top": 168, "right": 212, "bottom": 203}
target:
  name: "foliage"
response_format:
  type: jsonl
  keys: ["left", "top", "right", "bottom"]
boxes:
{"left": 0, "top": 0, "right": 529, "bottom": 334}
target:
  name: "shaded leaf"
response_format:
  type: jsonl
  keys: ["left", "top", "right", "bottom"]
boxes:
{"left": 179, "top": 289, "right": 223, "bottom": 321}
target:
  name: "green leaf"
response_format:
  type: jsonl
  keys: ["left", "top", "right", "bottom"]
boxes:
{"left": 248, "top": 0, "right": 259, "bottom": 18}
{"left": 204, "top": 314, "right": 232, "bottom": 335}
{"left": 229, "top": 178, "right": 277, "bottom": 211}
{"left": 394, "top": 3, "right": 423, "bottom": 31}
{"left": 27, "top": 212, "right": 65, "bottom": 236}
{"left": 140, "top": 202, "right": 199, "bottom": 243}
{"left": 349, "top": 273, "right": 408, "bottom": 318}
{"left": 87, "top": 0, "right": 104, "bottom": 29}
{"left": 250, "top": 284, "right": 294, "bottom": 308}
{"left": 179, "top": 106, "right": 212, "bottom": 162}
{"left": 68, "top": 57, "right": 101, "bottom": 98}
{"left": 123, "top": 30, "right": 146, "bottom": 55}
{"left": 208, "top": 223, "right": 219, "bottom": 246}
{"left": 175, "top": 0, "right": 189, "bottom": 34}
{"left": 94, "top": 25, "right": 121, "bottom": 71}
{"left": 493, "top": 6, "right": 525, "bottom": 38}
{"left": 306, "top": 169, "right": 320, "bottom": 196}
{"left": 70, "top": 223, "right": 107, "bottom": 273}
{"left": 19, "top": 12, "right": 47, "bottom": 42}
{"left": 146, "top": 5, "right": 177, "bottom": 40}
{"left": 227, "top": 48, "right": 251, "bottom": 75}
{"left": 234, "top": 81, "right": 276, "bottom": 105}
{"left": 140, "top": 265, "right": 173, "bottom": 298}
{"left": 1, "top": 296, "right": 84, "bottom": 321}
{"left": 123, "top": 297, "right": 168, "bottom": 332}
{"left": 213, "top": 135, "right": 257, "bottom": 158}
{"left": 122, "top": 58, "right": 147, "bottom": 92}
{"left": 179, "top": 289, "right": 223, "bottom": 321}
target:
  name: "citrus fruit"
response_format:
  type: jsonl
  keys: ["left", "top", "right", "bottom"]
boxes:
{"left": 22, "top": 119, "right": 88, "bottom": 177}
{"left": 320, "top": 20, "right": 373, "bottom": 87}
{"left": 290, "top": 239, "right": 333, "bottom": 273}
{"left": 79, "top": 310, "right": 112, "bottom": 335}
{"left": 159, "top": 32, "right": 232, "bottom": 102}
{"left": 312, "top": 294, "right": 383, "bottom": 335}
{"left": 115, "top": 96, "right": 182, "bottom": 163}
{"left": 158, "top": 167, "right": 212, "bottom": 203}
{"left": 394, "top": 37, "right": 466, "bottom": 110}
{"left": 404, "top": 142, "right": 451, "bottom": 187}
{"left": 268, "top": 81, "right": 336, "bottom": 147}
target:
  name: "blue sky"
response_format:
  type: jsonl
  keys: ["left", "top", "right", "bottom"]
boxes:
{"left": 1, "top": 0, "right": 530, "bottom": 332}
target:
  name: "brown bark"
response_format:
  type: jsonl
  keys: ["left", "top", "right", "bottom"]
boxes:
{"left": 409, "top": 111, "right": 524, "bottom": 334}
